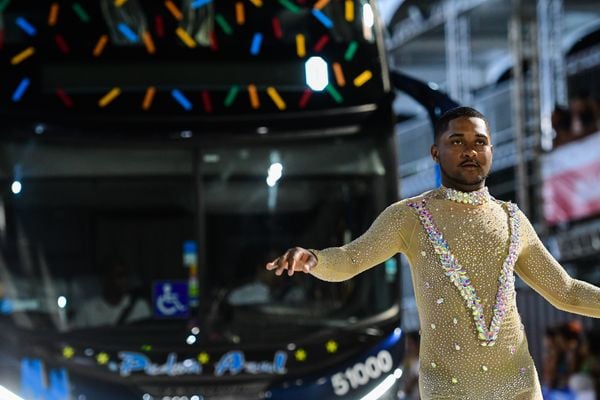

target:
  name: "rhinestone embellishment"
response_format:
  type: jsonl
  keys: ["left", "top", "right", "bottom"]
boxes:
{"left": 440, "top": 185, "right": 491, "bottom": 206}
{"left": 408, "top": 196, "right": 521, "bottom": 345}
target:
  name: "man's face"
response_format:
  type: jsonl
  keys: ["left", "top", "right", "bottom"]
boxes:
{"left": 431, "top": 116, "right": 493, "bottom": 189}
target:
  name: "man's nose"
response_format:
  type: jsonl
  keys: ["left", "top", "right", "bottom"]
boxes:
{"left": 462, "top": 147, "right": 478, "bottom": 157}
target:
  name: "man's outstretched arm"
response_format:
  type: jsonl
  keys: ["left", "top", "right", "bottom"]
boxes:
{"left": 515, "top": 210, "right": 600, "bottom": 318}
{"left": 266, "top": 201, "right": 416, "bottom": 282}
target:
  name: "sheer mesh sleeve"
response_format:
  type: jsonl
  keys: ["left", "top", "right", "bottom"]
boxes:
{"left": 515, "top": 210, "right": 600, "bottom": 318}
{"left": 309, "top": 201, "right": 417, "bottom": 282}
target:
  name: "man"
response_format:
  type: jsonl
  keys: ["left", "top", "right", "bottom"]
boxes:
{"left": 74, "top": 258, "right": 151, "bottom": 327}
{"left": 266, "top": 107, "right": 600, "bottom": 399}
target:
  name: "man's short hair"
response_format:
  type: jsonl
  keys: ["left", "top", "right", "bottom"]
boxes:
{"left": 434, "top": 106, "right": 490, "bottom": 141}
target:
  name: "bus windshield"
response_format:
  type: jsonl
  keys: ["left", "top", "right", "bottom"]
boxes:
{"left": 0, "top": 135, "right": 398, "bottom": 343}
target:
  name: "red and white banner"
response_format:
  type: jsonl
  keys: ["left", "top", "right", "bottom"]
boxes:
{"left": 542, "top": 131, "right": 600, "bottom": 225}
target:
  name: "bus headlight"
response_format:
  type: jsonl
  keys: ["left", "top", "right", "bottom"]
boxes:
{"left": 304, "top": 57, "right": 329, "bottom": 91}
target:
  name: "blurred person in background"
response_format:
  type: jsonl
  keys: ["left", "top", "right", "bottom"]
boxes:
{"left": 266, "top": 107, "right": 600, "bottom": 399}
{"left": 73, "top": 257, "right": 150, "bottom": 327}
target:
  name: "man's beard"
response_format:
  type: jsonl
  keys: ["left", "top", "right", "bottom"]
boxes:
{"left": 439, "top": 164, "right": 488, "bottom": 186}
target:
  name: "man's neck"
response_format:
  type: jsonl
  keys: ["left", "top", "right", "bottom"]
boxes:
{"left": 441, "top": 179, "right": 485, "bottom": 193}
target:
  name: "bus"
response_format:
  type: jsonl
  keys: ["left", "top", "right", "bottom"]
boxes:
{"left": 0, "top": 1, "right": 406, "bottom": 399}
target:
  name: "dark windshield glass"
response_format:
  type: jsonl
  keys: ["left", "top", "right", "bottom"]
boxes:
{"left": 0, "top": 137, "right": 398, "bottom": 342}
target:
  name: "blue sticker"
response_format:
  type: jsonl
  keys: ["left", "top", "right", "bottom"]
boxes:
{"left": 153, "top": 281, "right": 189, "bottom": 317}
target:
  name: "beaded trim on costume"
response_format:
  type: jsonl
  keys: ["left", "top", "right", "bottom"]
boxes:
{"left": 408, "top": 196, "right": 520, "bottom": 346}
{"left": 439, "top": 185, "right": 491, "bottom": 206}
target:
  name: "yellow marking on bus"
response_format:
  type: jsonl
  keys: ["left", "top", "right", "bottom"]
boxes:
{"left": 353, "top": 70, "right": 373, "bottom": 87}
{"left": 267, "top": 87, "right": 286, "bottom": 110}
{"left": 11, "top": 47, "right": 35, "bottom": 65}
{"left": 176, "top": 27, "right": 197, "bottom": 48}
{"left": 98, "top": 87, "right": 121, "bottom": 107}
{"left": 345, "top": 0, "right": 354, "bottom": 21}
{"left": 296, "top": 34, "right": 306, "bottom": 58}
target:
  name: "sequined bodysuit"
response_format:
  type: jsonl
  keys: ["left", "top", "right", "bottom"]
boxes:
{"left": 310, "top": 187, "right": 600, "bottom": 400}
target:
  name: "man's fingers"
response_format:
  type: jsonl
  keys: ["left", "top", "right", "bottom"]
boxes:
{"left": 265, "top": 259, "right": 278, "bottom": 270}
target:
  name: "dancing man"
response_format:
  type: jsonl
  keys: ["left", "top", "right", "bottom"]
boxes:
{"left": 266, "top": 107, "right": 600, "bottom": 399}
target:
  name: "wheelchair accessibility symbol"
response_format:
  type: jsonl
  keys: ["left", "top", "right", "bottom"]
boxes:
{"left": 152, "top": 281, "right": 189, "bottom": 318}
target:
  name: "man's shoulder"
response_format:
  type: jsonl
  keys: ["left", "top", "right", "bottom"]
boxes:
{"left": 385, "top": 193, "right": 430, "bottom": 217}
{"left": 388, "top": 191, "right": 431, "bottom": 209}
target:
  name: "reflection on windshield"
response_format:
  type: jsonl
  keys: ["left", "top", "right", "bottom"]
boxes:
{"left": 0, "top": 137, "right": 397, "bottom": 342}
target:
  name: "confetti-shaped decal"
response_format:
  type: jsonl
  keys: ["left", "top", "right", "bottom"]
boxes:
{"left": 250, "top": 33, "right": 263, "bottom": 55}
{"left": 165, "top": 0, "right": 183, "bottom": 21}
{"left": 142, "top": 86, "right": 156, "bottom": 110}
{"left": 312, "top": 9, "right": 333, "bottom": 29}
{"left": 224, "top": 85, "right": 240, "bottom": 107}
{"left": 298, "top": 89, "right": 312, "bottom": 108}
{"left": 48, "top": 3, "right": 59, "bottom": 26}
{"left": 325, "top": 84, "right": 343, "bottom": 103}
{"left": 314, "top": 34, "right": 329, "bottom": 51}
{"left": 16, "top": 17, "right": 37, "bottom": 36}
{"left": 248, "top": 0, "right": 263, "bottom": 7}
{"left": 345, "top": 0, "right": 354, "bottom": 22}
{"left": 235, "top": 2, "right": 245, "bottom": 25}
{"left": 278, "top": 0, "right": 300, "bottom": 14}
{"left": 353, "top": 70, "right": 372, "bottom": 87}
{"left": 215, "top": 14, "right": 233, "bottom": 35}
{"left": 176, "top": 27, "right": 196, "bottom": 48}
{"left": 344, "top": 40, "right": 358, "bottom": 61}
{"left": 118, "top": 23, "right": 139, "bottom": 42}
{"left": 11, "top": 47, "right": 35, "bottom": 65}
{"left": 332, "top": 62, "right": 346, "bottom": 86}
{"left": 202, "top": 90, "right": 213, "bottom": 113}
{"left": 55, "top": 88, "right": 74, "bottom": 108}
{"left": 248, "top": 84, "right": 260, "bottom": 109}
{"left": 99, "top": 87, "right": 121, "bottom": 107}
{"left": 154, "top": 15, "right": 165, "bottom": 38}
{"left": 142, "top": 31, "right": 156, "bottom": 54}
{"left": 209, "top": 30, "right": 218, "bottom": 51}
{"left": 12, "top": 77, "right": 30, "bottom": 102}
{"left": 314, "top": 0, "right": 330, "bottom": 10}
{"left": 272, "top": 17, "right": 282, "bottom": 39}
{"left": 72, "top": 3, "right": 90, "bottom": 23}
{"left": 191, "top": 0, "right": 212, "bottom": 9}
{"left": 54, "top": 34, "right": 70, "bottom": 54}
{"left": 93, "top": 34, "right": 109, "bottom": 57}
{"left": 171, "top": 89, "right": 192, "bottom": 110}
{"left": 0, "top": 0, "right": 12, "bottom": 13}
{"left": 267, "top": 87, "right": 286, "bottom": 110}
{"left": 296, "top": 34, "right": 306, "bottom": 58}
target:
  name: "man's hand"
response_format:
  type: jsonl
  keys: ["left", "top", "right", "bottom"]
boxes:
{"left": 265, "top": 247, "right": 317, "bottom": 276}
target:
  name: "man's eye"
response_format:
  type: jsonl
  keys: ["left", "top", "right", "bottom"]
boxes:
{"left": 476, "top": 140, "right": 487, "bottom": 145}
{"left": 451, "top": 140, "right": 462, "bottom": 145}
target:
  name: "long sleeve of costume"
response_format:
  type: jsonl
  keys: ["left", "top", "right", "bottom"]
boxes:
{"left": 309, "top": 201, "right": 417, "bottom": 282}
{"left": 515, "top": 210, "right": 600, "bottom": 318}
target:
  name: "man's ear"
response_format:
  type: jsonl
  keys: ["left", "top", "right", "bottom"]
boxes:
{"left": 430, "top": 144, "right": 439, "bottom": 163}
